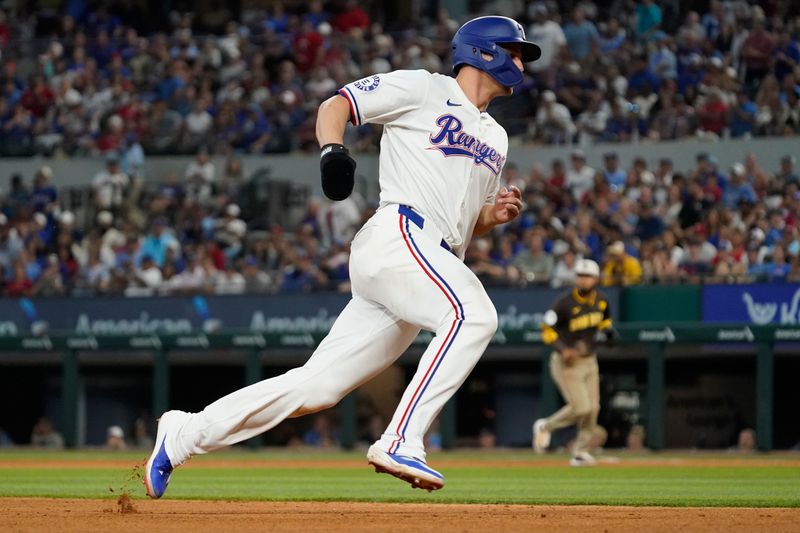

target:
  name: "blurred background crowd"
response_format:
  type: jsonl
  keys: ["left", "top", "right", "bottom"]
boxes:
{"left": 0, "top": 0, "right": 799, "bottom": 155}
{"left": 1, "top": 146, "right": 798, "bottom": 297}
{"left": 0, "top": 0, "right": 798, "bottom": 297}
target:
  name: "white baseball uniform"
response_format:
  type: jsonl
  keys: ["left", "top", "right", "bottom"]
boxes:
{"left": 164, "top": 69, "right": 508, "bottom": 463}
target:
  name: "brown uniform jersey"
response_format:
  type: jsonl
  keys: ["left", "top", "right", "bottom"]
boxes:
{"left": 541, "top": 288, "right": 613, "bottom": 353}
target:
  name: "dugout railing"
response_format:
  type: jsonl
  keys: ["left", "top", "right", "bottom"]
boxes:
{"left": 0, "top": 323, "right": 795, "bottom": 451}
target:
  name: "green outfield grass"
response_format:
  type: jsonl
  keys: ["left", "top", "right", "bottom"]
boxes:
{"left": 0, "top": 450, "right": 798, "bottom": 507}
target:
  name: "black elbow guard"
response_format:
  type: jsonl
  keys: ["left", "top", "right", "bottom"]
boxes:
{"left": 320, "top": 143, "right": 356, "bottom": 201}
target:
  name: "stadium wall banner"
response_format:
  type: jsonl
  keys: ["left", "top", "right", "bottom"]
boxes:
{"left": 621, "top": 285, "right": 701, "bottom": 322}
{"left": 0, "top": 288, "right": 620, "bottom": 343}
{"left": 702, "top": 283, "right": 800, "bottom": 325}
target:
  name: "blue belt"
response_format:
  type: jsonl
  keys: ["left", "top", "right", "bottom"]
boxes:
{"left": 398, "top": 205, "right": 452, "bottom": 252}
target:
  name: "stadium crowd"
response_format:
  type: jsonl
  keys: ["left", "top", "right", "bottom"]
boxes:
{"left": 0, "top": 1, "right": 798, "bottom": 297}
{"left": 0, "top": 147, "right": 799, "bottom": 297}
{"left": 0, "top": 1, "right": 799, "bottom": 155}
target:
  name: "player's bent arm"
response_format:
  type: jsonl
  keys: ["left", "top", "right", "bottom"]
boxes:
{"left": 541, "top": 308, "right": 569, "bottom": 353}
{"left": 542, "top": 325, "right": 569, "bottom": 352}
{"left": 316, "top": 94, "right": 351, "bottom": 147}
{"left": 473, "top": 186, "right": 522, "bottom": 236}
{"left": 316, "top": 95, "right": 357, "bottom": 201}
{"left": 473, "top": 204, "right": 498, "bottom": 236}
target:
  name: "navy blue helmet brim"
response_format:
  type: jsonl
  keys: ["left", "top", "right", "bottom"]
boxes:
{"left": 497, "top": 40, "right": 542, "bottom": 62}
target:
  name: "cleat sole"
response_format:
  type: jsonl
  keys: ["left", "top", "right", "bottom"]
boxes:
{"left": 368, "top": 459, "right": 444, "bottom": 491}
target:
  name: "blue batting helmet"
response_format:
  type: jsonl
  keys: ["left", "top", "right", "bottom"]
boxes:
{"left": 451, "top": 16, "right": 541, "bottom": 88}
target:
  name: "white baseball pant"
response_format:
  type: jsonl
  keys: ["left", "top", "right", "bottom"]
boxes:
{"left": 168, "top": 203, "right": 498, "bottom": 462}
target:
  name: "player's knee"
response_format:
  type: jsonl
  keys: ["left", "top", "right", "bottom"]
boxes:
{"left": 301, "top": 385, "right": 344, "bottom": 414}
{"left": 573, "top": 404, "right": 592, "bottom": 419}
{"left": 465, "top": 296, "right": 498, "bottom": 339}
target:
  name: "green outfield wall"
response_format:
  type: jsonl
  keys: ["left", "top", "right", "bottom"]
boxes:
{"left": 0, "top": 322, "right": 796, "bottom": 452}
{"left": 621, "top": 285, "right": 702, "bottom": 322}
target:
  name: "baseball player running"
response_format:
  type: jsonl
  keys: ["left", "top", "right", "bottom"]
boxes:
{"left": 145, "top": 16, "right": 541, "bottom": 498}
{"left": 532, "top": 259, "right": 617, "bottom": 466}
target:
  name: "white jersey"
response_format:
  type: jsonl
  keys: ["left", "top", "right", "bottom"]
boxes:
{"left": 154, "top": 72, "right": 508, "bottom": 483}
{"left": 338, "top": 70, "right": 507, "bottom": 257}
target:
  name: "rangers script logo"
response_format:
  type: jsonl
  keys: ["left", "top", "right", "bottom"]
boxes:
{"left": 427, "top": 114, "right": 505, "bottom": 175}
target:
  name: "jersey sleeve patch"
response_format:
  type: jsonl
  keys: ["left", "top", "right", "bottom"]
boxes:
{"left": 353, "top": 75, "right": 381, "bottom": 92}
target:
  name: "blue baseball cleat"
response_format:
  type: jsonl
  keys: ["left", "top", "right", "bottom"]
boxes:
{"left": 366, "top": 445, "right": 445, "bottom": 491}
{"left": 144, "top": 410, "right": 188, "bottom": 499}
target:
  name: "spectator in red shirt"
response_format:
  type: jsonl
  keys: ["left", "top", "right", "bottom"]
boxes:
{"left": 332, "top": 0, "right": 370, "bottom": 33}
{"left": 96, "top": 115, "right": 126, "bottom": 153}
{"left": 6, "top": 261, "right": 32, "bottom": 297}
{"left": 20, "top": 75, "right": 55, "bottom": 118}
{"left": 544, "top": 158, "right": 567, "bottom": 208}
{"left": 741, "top": 18, "right": 776, "bottom": 87}
{"left": 292, "top": 20, "right": 325, "bottom": 74}
{"left": 702, "top": 173, "right": 723, "bottom": 203}
{"left": 729, "top": 228, "right": 748, "bottom": 265}
{"left": 697, "top": 89, "right": 728, "bottom": 136}
{"left": 0, "top": 10, "right": 10, "bottom": 46}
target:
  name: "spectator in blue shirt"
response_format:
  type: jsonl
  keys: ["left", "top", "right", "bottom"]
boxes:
{"left": 729, "top": 91, "right": 758, "bottom": 138}
{"left": 635, "top": 203, "right": 665, "bottom": 242}
{"left": 157, "top": 61, "right": 186, "bottom": 102}
{"left": 777, "top": 155, "right": 799, "bottom": 185}
{"left": 140, "top": 217, "right": 179, "bottom": 267}
{"left": 280, "top": 254, "right": 328, "bottom": 292}
{"left": 603, "top": 98, "right": 636, "bottom": 142}
{"left": 635, "top": 0, "right": 662, "bottom": 42}
{"left": 694, "top": 153, "right": 729, "bottom": 191}
{"left": 774, "top": 31, "right": 800, "bottom": 82}
{"left": 723, "top": 164, "right": 757, "bottom": 209}
{"left": 701, "top": 0, "right": 724, "bottom": 43}
{"left": 764, "top": 245, "right": 791, "bottom": 281}
{"left": 598, "top": 18, "right": 626, "bottom": 55}
{"left": 303, "top": 0, "right": 328, "bottom": 29}
{"left": 3, "top": 174, "right": 29, "bottom": 220}
{"left": 677, "top": 54, "right": 704, "bottom": 93}
{"left": 88, "top": 29, "right": 117, "bottom": 70}
{"left": 602, "top": 152, "right": 627, "bottom": 191}
{"left": 235, "top": 105, "right": 273, "bottom": 153}
{"left": 2, "top": 77, "right": 23, "bottom": 107}
{"left": 30, "top": 167, "right": 58, "bottom": 213}
{"left": 576, "top": 214, "right": 603, "bottom": 261}
{"left": 563, "top": 7, "right": 599, "bottom": 61}
{"left": 262, "top": 3, "right": 290, "bottom": 34}
{"left": 649, "top": 33, "right": 677, "bottom": 81}
{"left": 628, "top": 55, "right": 660, "bottom": 94}
{"left": 86, "top": 6, "right": 122, "bottom": 36}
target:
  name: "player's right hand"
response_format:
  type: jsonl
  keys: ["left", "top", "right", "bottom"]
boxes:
{"left": 320, "top": 143, "right": 356, "bottom": 201}
{"left": 492, "top": 186, "right": 522, "bottom": 224}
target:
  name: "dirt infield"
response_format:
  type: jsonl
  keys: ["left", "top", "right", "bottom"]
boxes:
{"left": 3, "top": 455, "right": 798, "bottom": 531}
{"left": 1, "top": 498, "right": 798, "bottom": 533}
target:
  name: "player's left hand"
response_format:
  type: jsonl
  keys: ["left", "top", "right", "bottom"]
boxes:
{"left": 492, "top": 186, "right": 522, "bottom": 224}
{"left": 596, "top": 328, "right": 619, "bottom": 347}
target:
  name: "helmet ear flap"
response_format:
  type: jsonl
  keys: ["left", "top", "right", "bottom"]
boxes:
{"left": 451, "top": 16, "right": 534, "bottom": 87}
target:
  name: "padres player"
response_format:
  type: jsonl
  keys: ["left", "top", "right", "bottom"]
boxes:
{"left": 532, "top": 259, "right": 616, "bottom": 466}
{"left": 145, "top": 16, "right": 541, "bottom": 498}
